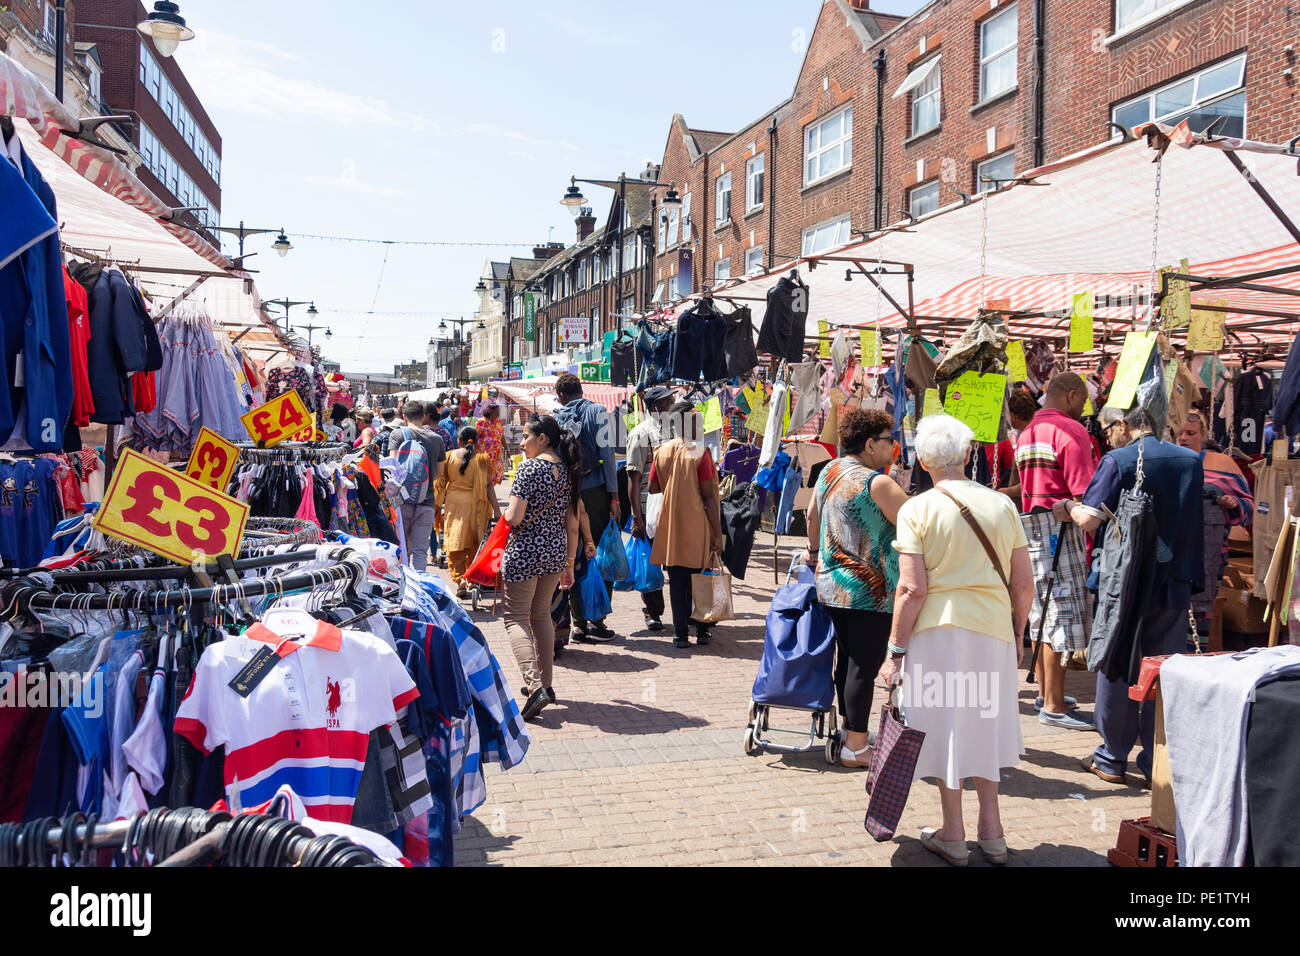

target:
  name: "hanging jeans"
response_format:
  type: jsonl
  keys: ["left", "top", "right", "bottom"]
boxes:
{"left": 636, "top": 322, "right": 675, "bottom": 392}
{"left": 673, "top": 309, "right": 728, "bottom": 384}
{"left": 775, "top": 461, "right": 803, "bottom": 535}
{"left": 1092, "top": 606, "right": 1188, "bottom": 781}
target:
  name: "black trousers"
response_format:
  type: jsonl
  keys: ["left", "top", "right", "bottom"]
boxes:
{"left": 825, "top": 607, "right": 894, "bottom": 734}
{"left": 666, "top": 565, "right": 706, "bottom": 638}
{"left": 571, "top": 486, "right": 614, "bottom": 628}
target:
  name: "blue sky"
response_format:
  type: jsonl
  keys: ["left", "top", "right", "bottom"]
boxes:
{"left": 175, "top": 0, "right": 924, "bottom": 372}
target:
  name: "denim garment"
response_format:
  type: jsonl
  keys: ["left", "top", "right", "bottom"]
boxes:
{"left": 673, "top": 305, "right": 729, "bottom": 384}
{"left": 1088, "top": 489, "right": 1157, "bottom": 685}
{"left": 775, "top": 460, "right": 803, "bottom": 535}
{"left": 636, "top": 321, "right": 675, "bottom": 391}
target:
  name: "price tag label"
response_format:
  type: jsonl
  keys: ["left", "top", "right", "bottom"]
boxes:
{"left": 695, "top": 397, "right": 723, "bottom": 434}
{"left": 943, "top": 371, "right": 1007, "bottom": 444}
{"left": 859, "top": 329, "right": 882, "bottom": 367}
{"left": 1069, "top": 292, "right": 1094, "bottom": 353}
{"left": 185, "top": 427, "right": 240, "bottom": 492}
{"left": 93, "top": 449, "right": 249, "bottom": 565}
{"left": 241, "top": 391, "right": 313, "bottom": 448}
{"left": 818, "top": 321, "right": 831, "bottom": 358}
{"left": 922, "top": 387, "right": 943, "bottom": 418}
{"left": 1107, "top": 331, "right": 1158, "bottom": 410}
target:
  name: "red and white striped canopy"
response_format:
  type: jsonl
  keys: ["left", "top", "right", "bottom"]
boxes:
{"left": 493, "top": 377, "right": 633, "bottom": 414}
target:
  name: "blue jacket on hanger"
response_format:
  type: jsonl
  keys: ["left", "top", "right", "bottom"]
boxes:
{"left": 0, "top": 137, "right": 73, "bottom": 450}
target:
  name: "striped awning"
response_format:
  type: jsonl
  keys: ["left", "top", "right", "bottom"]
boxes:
{"left": 493, "top": 377, "right": 633, "bottom": 414}
{"left": 0, "top": 50, "right": 231, "bottom": 271}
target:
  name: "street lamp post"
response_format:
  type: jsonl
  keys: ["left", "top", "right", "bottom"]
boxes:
{"left": 438, "top": 316, "right": 481, "bottom": 387}
{"left": 264, "top": 298, "right": 311, "bottom": 334}
{"left": 560, "top": 175, "right": 680, "bottom": 331}
{"left": 71, "top": 2, "right": 196, "bottom": 101}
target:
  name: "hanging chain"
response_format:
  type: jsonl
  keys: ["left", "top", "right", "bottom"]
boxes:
{"left": 1147, "top": 152, "right": 1164, "bottom": 327}
{"left": 1135, "top": 431, "right": 1146, "bottom": 492}
{"left": 1188, "top": 607, "right": 1203, "bottom": 654}
{"left": 978, "top": 192, "right": 990, "bottom": 311}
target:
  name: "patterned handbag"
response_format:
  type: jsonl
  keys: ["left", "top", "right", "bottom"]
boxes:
{"left": 864, "top": 688, "right": 926, "bottom": 842}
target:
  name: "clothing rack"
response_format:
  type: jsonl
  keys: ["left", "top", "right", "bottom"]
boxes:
{"left": 0, "top": 808, "right": 381, "bottom": 868}
{"left": 0, "top": 548, "right": 368, "bottom": 613}
{"left": 234, "top": 441, "right": 350, "bottom": 462}
{"left": 2, "top": 544, "right": 335, "bottom": 586}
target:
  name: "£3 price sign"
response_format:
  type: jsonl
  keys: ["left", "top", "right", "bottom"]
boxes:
{"left": 241, "top": 390, "right": 312, "bottom": 448}
{"left": 93, "top": 449, "right": 249, "bottom": 565}
{"left": 185, "top": 427, "right": 240, "bottom": 492}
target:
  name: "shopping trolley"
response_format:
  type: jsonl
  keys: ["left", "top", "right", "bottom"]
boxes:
{"left": 744, "top": 554, "right": 840, "bottom": 764}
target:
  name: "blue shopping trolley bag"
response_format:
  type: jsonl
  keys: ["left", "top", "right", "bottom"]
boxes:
{"left": 751, "top": 564, "right": 836, "bottom": 711}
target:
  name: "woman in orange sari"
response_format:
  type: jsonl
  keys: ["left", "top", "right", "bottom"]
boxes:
{"left": 435, "top": 426, "right": 502, "bottom": 597}
{"left": 477, "top": 404, "right": 507, "bottom": 486}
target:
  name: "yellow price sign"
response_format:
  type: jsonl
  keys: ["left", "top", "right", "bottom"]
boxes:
{"left": 1161, "top": 259, "right": 1192, "bottom": 329}
{"left": 1083, "top": 396, "right": 1095, "bottom": 417}
{"left": 94, "top": 449, "right": 249, "bottom": 565}
{"left": 695, "top": 397, "right": 723, "bottom": 434}
{"left": 1187, "top": 301, "right": 1227, "bottom": 351}
{"left": 1107, "top": 331, "right": 1158, "bottom": 410}
{"left": 241, "top": 390, "right": 313, "bottom": 448}
{"left": 746, "top": 395, "right": 769, "bottom": 436}
{"left": 1069, "top": 292, "right": 1094, "bottom": 353}
{"left": 859, "top": 329, "right": 883, "bottom": 366}
{"left": 922, "top": 387, "right": 943, "bottom": 418}
{"left": 185, "top": 427, "right": 240, "bottom": 492}
{"left": 943, "top": 371, "right": 1007, "bottom": 444}
{"left": 1005, "top": 341, "right": 1028, "bottom": 382}
{"left": 818, "top": 321, "right": 831, "bottom": 358}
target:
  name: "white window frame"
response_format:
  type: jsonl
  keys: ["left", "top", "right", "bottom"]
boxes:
{"left": 803, "top": 104, "right": 853, "bottom": 187}
{"left": 1110, "top": 54, "right": 1247, "bottom": 137}
{"left": 978, "top": 5, "right": 1018, "bottom": 103}
{"left": 745, "top": 246, "right": 765, "bottom": 276}
{"left": 1113, "top": 0, "right": 1197, "bottom": 38}
{"left": 666, "top": 206, "right": 680, "bottom": 247}
{"left": 911, "top": 59, "right": 942, "bottom": 136}
{"left": 801, "top": 215, "right": 852, "bottom": 256}
{"left": 681, "top": 192, "right": 692, "bottom": 244}
{"left": 909, "top": 181, "right": 941, "bottom": 218}
{"left": 976, "top": 151, "right": 1015, "bottom": 194}
{"left": 746, "top": 154, "right": 765, "bottom": 213}
{"left": 657, "top": 210, "right": 667, "bottom": 253}
{"left": 715, "top": 172, "right": 732, "bottom": 227}
{"left": 714, "top": 258, "right": 731, "bottom": 283}
{"left": 44, "top": 3, "right": 56, "bottom": 42}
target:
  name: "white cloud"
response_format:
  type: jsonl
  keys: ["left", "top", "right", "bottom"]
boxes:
{"left": 467, "top": 123, "right": 578, "bottom": 152}
{"left": 306, "top": 165, "right": 401, "bottom": 198}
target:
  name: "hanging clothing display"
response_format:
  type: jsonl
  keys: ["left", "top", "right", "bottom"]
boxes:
{"left": 0, "top": 124, "right": 73, "bottom": 453}
{"left": 672, "top": 300, "right": 729, "bottom": 384}
{"left": 758, "top": 379, "right": 790, "bottom": 468}
{"left": 756, "top": 274, "right": 809, "bottom": 362}
{"left": 610, "top": 332, "right": 636, "bottom": 388}
{"left": 0, "top": 455, "right": 63, "bottom": 568}
{"left": 786, "top": 362, "right": 823, "bottom": 434}
{"left": 130, "top": 309, "right": 248, "bottom": 450}
{"left": 635, "top": 320, "right": 675, "bottom": 392}
{"left": 720, "top": 481, "right": 762, "bottom": 579}
{"left": 723, "top": 306, "right": 759, "bottom": 380}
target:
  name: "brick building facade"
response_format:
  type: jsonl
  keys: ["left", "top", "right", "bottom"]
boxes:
{"left": 649, "top": 0, "right": 1296, "bottom": 303}
{"left": 76, "top": 0, "right": 221, "bottom": 240}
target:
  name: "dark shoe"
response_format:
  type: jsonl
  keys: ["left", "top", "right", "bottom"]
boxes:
{"left": 695, "top": 626, "right": 713, "bottom": 646}
{"left": 584, "top": 621, "right": 617, "bottom": 643}
{"left": 1080, "top": 757, "right": 1125, "bottom": 785}
{"left": 545, "top": 687, "right": 557, "bottom": 704}
{"left": 644, "top": 615, "right": 664, "bottom": 632}
{"left": 673, "top": 636, "right": 691, "bottom": 649}
{"left": 520, "top": 688, "right": 551, "bottom": 722}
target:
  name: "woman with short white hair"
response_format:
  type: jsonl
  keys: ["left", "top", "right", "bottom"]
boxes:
{"left": 884, "top": 414, "right": 1034, "bottom": 866}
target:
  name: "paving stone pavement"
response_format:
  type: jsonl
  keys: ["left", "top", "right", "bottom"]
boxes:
{"left": 444, "top": 529, "right": 1151, "bottom": 867}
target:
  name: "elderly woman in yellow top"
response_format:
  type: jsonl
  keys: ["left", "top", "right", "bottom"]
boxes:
{"left": 435, "top": 424, "right": 502, "bottom": 598}
{"left": 883, "top": 414, "right": 1034, "bottom": 867}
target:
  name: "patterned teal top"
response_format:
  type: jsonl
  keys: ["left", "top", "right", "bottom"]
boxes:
{"left": 814, "top": 458, "right": 899, "bottom": 612}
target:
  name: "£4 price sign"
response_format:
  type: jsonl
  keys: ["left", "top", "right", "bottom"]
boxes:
{"left": 241, "top": 390, "right": 312, "bottom": 448}
{"left": 185, "top": 427, "right": 240, "bottom": 492}
{"left": 93, "top": 449, "right": 250, "bottom": 565}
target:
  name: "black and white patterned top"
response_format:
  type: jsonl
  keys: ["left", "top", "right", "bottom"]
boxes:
{"left": 501, "top": 457, "right": 571, "bottom": 582}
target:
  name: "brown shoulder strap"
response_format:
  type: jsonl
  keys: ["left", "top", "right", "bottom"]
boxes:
{"left": 935, "top": 486, "right": 1012, "bottom": 595}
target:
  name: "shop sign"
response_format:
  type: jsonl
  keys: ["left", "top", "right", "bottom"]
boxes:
{"left": 241, "top": 391, "right": 313, "bottom": 447}
{"left": 580, "top": 363, "right": 609, "bottom": 383}
{"left": 559, "top": 316, "right": 590, "bottom": 345}
{"left": 524, "top": 293, "right": 536, "bottom": 341}
{"left": 185, "top": 428, "right": 240, "bottom": 492}
{"left": 94, "top": 449, "right": 249, "bottom": 565}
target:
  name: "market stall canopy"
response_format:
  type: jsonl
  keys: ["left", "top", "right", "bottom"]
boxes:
{"left": 493, "top": 377, "right": 632, "bottom": 414}
{"left": 683, "top": 128, "right": 1300, "bottom": 346}
{"left": 0, "top": 50, "right": 231, "bottom": 272}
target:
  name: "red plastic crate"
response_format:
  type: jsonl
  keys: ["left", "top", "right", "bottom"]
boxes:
{"left": 1107, "top": 817, "right": 1178, "bottom": 867}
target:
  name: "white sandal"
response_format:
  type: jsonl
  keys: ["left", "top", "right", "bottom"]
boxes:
{"left": 840, "top": 742, "right": 872, "bottom": 769}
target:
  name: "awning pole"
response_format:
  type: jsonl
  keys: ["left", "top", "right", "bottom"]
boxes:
{"left": 156, "top": 275, "right": 209, "bottom": 317}
{"left": 1222, "top": 149, "right": 1300, "bottom": 245}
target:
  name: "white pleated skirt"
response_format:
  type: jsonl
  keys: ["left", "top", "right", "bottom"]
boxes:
{"left": 900, "top": 626, "right": 1024, "bottom": 789}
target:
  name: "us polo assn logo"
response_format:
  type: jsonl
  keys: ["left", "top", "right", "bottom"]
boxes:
{"left": 326, "top": 678, "right": 342, "bottom": 728}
